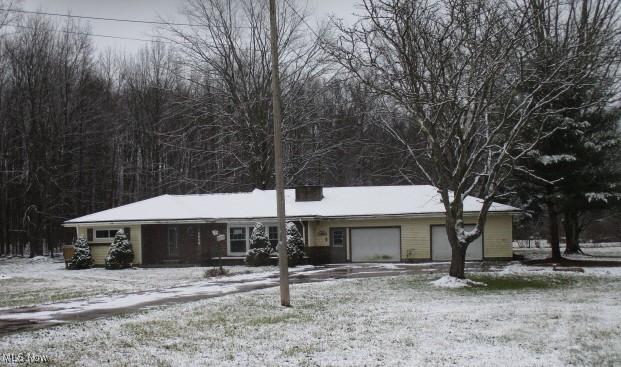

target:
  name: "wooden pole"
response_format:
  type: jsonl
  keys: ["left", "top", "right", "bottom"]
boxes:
{"left": 269, "top": 0, "right": 290, "bottom": 307}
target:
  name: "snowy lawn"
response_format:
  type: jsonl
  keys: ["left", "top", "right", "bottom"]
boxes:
{"left": 514, "top": 244, "right": 621, "bottom": 261}
{"left": 2, "top": 264, "right": 620, "bottom": 366}
{"left": 0, "top": 256, "right": 275, "bottom": 309}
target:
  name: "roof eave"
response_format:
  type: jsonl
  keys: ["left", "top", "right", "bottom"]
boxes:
{"left": 62, "top": 209, "right": 520, "bottom": 227}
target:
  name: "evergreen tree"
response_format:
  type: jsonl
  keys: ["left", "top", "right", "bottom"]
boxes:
{"left": 249, "top": 222, "right": 271, "bottom": 249}
{"left": 69, "top": 237, "right": 92, "bottom": 269}
{"left": 105, "top": 229, "right": 134, "bottom": 269}
{"left": 511, "top": 0, "right": 621, "bottom": 258}
{"left": 556, "top": 109, "right": 621, "bottom": 253}
{"left": 286, "top": 222, "right": 305, "bottom": 266}
{"left": 245, "top": 222, "right": 273, "bottom": 266}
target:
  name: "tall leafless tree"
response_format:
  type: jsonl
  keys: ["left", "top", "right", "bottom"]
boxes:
{"left": 167, "top": 0, "right": 329, "bottom": 190}
{"left": 326, "top": 0, "right": 580, "bottom": 278}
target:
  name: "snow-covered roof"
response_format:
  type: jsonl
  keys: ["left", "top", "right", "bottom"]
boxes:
{"left": 64, "top": 185, "right": 519, "bottom": 225}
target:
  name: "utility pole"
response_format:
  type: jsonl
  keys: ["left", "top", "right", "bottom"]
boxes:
{"left": 269, "top": 0, "right": 290, "bottom": 307}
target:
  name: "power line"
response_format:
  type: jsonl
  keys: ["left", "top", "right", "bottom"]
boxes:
{"left": 8, "top": 24, "right": 178, "bottom": 44}
{"left": 0, "top": 7, "right": 251, "bottom": 29}
{"left": 282, "top": 0, "right": 322, "bottom": 41}
{"left": 3, "top": 3, "right": 316, "bottom": 51}
{"left": 7, "top": 24, "right": 263, "bottom": 52}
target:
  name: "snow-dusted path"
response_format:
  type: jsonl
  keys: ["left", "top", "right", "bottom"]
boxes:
{"left": 0, "top": 262, "right": 496, "bottom": 333}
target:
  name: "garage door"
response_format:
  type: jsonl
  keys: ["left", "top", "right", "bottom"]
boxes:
{"left": 431, "top": 225, "right": 483, "bottom": 261}
{"left": 350, "top": 228, "right": 401, "bottom": 262}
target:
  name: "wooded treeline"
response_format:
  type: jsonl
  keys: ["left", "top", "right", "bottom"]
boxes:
{"left": 0, "top": 1, "right": 403, "bottom": 255}
{"left": 0, "top": 0, "right": 620, "bottom": 258}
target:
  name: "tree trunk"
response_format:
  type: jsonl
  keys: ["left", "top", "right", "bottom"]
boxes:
{"left": 449, "top": 245, "right": 467, "bottom": 279}
{"left": 547, "top": 202, "right": 562, "bottom": 259}
{"left": 564, "top": 211, "right": 583, "bottom": 254}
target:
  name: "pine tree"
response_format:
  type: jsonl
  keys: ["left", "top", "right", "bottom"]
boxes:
{"left": 69, "top": 237, "right": 92, "bottom": 269}
{"left": 556, "top": 109, "right": 621, "bottom": 253}
{"left": 510, "top": 0, "right": 621, "bottom": 258}
{"left": 245, "top": 222, "right": 273, "bottom": 266}
{"left": 105, "top": 229, "right": 134, "bottom": 269}
{"left": 249, "top": 222, "right": 271, "bottom": 249}
{"left": 286, "top": 222, "right": 305, "bottom": 266}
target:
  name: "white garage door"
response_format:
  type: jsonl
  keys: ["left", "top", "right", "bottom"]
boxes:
{"left": 351, "top": 228, "right": 401, "bottom": 262}
{"left": 431, "top": 225, "right": 483, "bottom": 261}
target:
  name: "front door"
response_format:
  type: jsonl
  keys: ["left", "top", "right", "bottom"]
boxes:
{"left": 167, "top": 227, "right": 179, "bottom": 258}
{"left": 329, "top": 228, "right": 347, "bottom": 263}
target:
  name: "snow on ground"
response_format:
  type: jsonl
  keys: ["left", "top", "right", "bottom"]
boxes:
{"left": 0, "top": 256, "right": 277, "bottom": 309}
{"left": 499, "top": 261, "right": 621, "bottom": 278}
{"left": 431, "top": 275, "right": 486, "bottom": 288}
{"left": 1, "top": 266, "right": 620, "bottom": 366}
{"left": 0, "top": 265, "right": 321, "bottom": 323}
{"left": 514, "top": 244, "right": 621, "bottom": 261}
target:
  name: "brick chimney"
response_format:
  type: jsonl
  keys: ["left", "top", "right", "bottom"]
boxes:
{"left": 295, "top": 185, "right": 323, "bottom": 201}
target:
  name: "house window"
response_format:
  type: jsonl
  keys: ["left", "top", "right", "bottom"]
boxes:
{"left": 94, "top": 229, "right": 119, "bottom": 240}
{"left": 168, "top": 227, "right": 179, "bottom": 258}
{"left": 230, "top": 224, "right": 278, "bottom": 254}
{"left": 229, "top": 227, "right": 247, "bottom": 254}
{"left": 331, "top": 229, "right": 345, "bottom": 247}
{"left": 268, "top": 226, "right": 278, "bottom": 247}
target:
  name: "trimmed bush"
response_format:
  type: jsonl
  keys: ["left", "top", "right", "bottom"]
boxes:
{"left": 69, "top": 237, "right": 92, "bottom": 269}
{"left": 286, "top": 222, "right": 306, "bottom": 266}
{"left": 245, "top": 222, "right": 273, "bottom": 266}
{"left": 245, "top": 247, "right": 272, "bottom": 266}
{"left": 249, "top": 222, "right": 271, "bottom": 250}
{"left": 105, "top": 229, "right": 134, "bottom": 269}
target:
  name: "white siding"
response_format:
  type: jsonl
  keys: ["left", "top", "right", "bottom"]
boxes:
{"left": 307, "top": 214, "right": 513, "bottom": 261}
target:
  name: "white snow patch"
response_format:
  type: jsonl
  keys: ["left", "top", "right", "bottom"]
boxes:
{"left": 538, "top": 154, "right": 576, "bottom": 165}
{"left": 430, "top": 275, "right": 486, "bottom": 288}
{"left": 0, "top": 257, "right": 281, "bottom": 309}
{"left": 585, "top": 192, "right": 621, "bottom": 203}
{"left": 0, "top": 274, "right": 12, "bottom": 280}
{"left": 0, "top": 278, "right": 277, "bottom": 322}
{"left": 583, "top": 267, "right": 621, "bottom": 277}
{"left": 500, "top": 263, "right": 551, "bottom": 275}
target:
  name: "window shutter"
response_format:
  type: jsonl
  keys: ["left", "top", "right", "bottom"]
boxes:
{"left": 87, "top": 228, "right": 93, "bottom": 242}
{"left": 124, "top": 227, "right": 131, "bottom": 241}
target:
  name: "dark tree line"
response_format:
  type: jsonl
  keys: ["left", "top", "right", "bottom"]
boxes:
{"left": 0, "top": 1, "right": 402, "bottom": 256}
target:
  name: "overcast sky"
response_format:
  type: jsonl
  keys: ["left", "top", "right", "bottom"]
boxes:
{"left": 20, "top": 0, "right": 358, "bottom": 54}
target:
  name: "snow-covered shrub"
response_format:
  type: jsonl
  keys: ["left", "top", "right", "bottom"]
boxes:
{"left": 245, "top": 247, "right": 272, "bottom": 266}
{"left": 246, "top": 222, "right": 274, "bottom": 266}
{"left": 69, "top": 237, "right": 92, "bottom": 269}
{"left": 105, "top": 229, "right": 134, "bottom": 269}
{"left": 250, "top": 223, "right": 272, "bottom": 250}
{"left": 286, "top": 222, "right": 306, "bottom": 266}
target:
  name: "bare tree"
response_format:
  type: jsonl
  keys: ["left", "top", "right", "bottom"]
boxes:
{"left": 167, "top": 0, "right": 327, "bottom": 191}
{"left": 326, "top": 0, "right": 576, "bottom": 278}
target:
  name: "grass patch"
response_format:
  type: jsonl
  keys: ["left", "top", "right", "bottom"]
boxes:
{"left": 246, "top": 312, "right": 303, "bottom": 326}
{"left": 283, "top": 344, "right": 320, "bottom": 358}
{"left": 465, "top": 273, "right": 581, "bottom": 291}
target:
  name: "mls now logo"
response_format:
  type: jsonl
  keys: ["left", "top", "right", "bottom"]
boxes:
{"left": 1, "top": 353, "right": 49, "bottom": 364}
